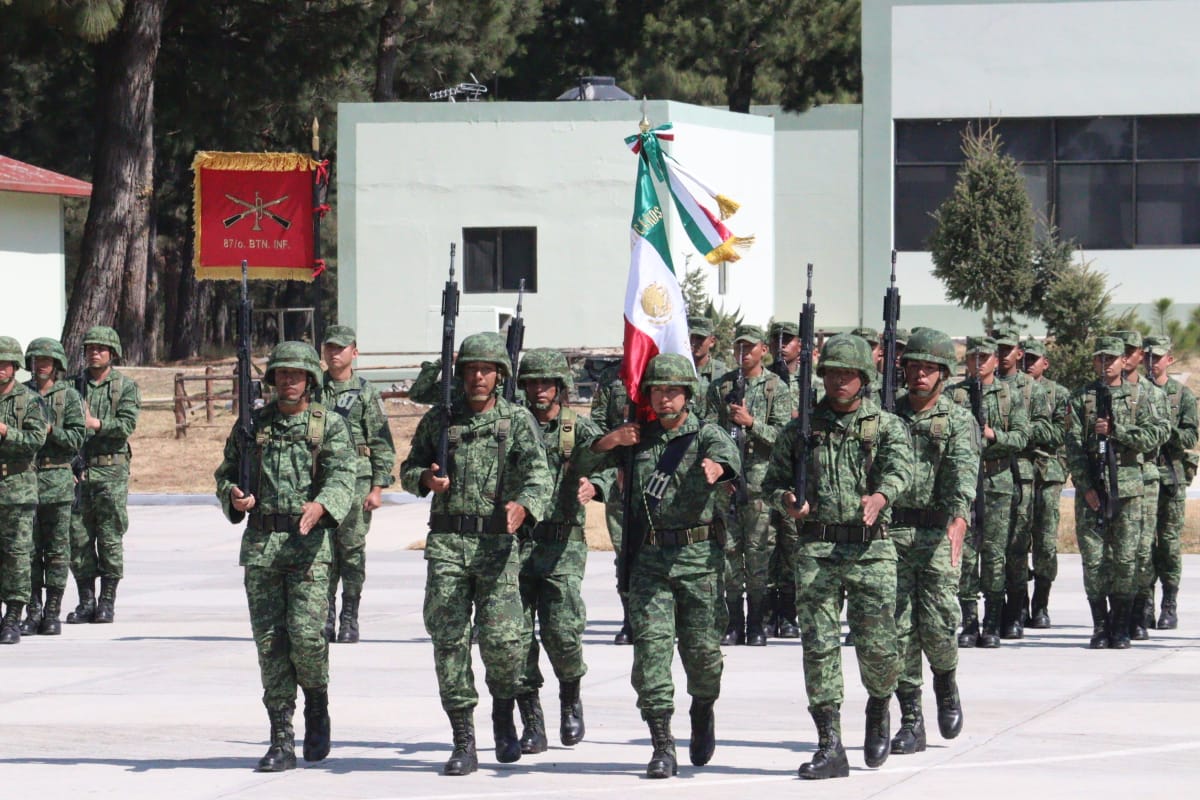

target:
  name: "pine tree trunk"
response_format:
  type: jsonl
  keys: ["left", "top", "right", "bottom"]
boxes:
{"left": 373, "top": 0, "right": 406, "bottom": 102}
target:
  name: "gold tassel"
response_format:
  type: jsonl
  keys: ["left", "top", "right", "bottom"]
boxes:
{"left": 703, "top": 234, "right": 755, "bottom": 265}
{"left": 715, "top": 194, "right": 740, "bottom": 220}
{"left": 192, "top": 151, "right": 319, "bottom": 172}
{"left": 196, "top": 265, "right": 316, "bottom": 283}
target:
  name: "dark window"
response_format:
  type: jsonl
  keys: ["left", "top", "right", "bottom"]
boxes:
{"left": 1137, "top": 163, "right": 1200, "bottom": 245}
{"left": 894, "top": 166, "right": 959, "bottom": 251}
{"left": 994, "top": 119, "right": 1053, "bottom": 163}
{"left": 1055, "top": 117, "right": 1133, "bottom": 161}
{"left": 1056, "top": 164, "right": 1134, "bottom": 248}
{"left": 1138, "top": 117, "right": 1200, "bottom": 160}
{"left": 896, "top": 120, "right": 966, "bottom": 164}
{"left": 462, "top": 227, "right": 537, "bottom": 293}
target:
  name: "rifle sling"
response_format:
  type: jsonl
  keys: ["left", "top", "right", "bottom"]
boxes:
{"left": 643, "top": 430, "right": 699, "bottom": 511}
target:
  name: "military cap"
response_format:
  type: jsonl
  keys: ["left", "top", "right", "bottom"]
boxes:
{"left": 769, "top": 320, "right": 799, "bottom": 339}
{"left": 322, "top": 325, "right": 357, "bottom": 347}
{"left": 456, "top": 332, "right": 511, "bottom": 378}
{"left": 965, "top": 336, "right": 997, "bottom": 355}
{"left": 82, "top": 326, "right": 122, "bottom": 360}
{"left": 895, "top": 328, "right": 910, "bottom": 347}
{"left": 0, "top": 336, "right": 24, "bottom": 367}
{"left": 850, "top": 326, "right": 880, "bottom": 344}
{"left": 991, "top": 325, "right": 1022, "bottom": 347}
{"left": 25, "top": 337, "right": 68, "bottom": 373}
{"left": 1093, "top": 336, "right": 1125, "bottom": 357}
{"left": 734, "top": 324, "right": 766, "bottom": 345}
{"left": 1144, "top": 335, "right": 1172, "bottom": 356}
{"left": 1113, "top": 329, "right": 1143, "bottom": 349}
{"left": 688, "top": 316, "right": 714, "bottom": 338}
{"left": 818, "top": 334, "right": 875, "bottom": 380}
{"left": 265, "top": 341, "right": 323, "bottom": 386}
{"left": 642, "top": 353, "right": 698, "bottom": 395}
{"left": 1022, "top": 339, "right": 1048, "bottom": 358}
{"left": 901, "top": 328, "right": 955, "bottom": 369}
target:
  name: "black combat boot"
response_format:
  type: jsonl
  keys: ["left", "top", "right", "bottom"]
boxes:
{"left": 39, "top": 587, "right": 64, "bottom": 636}
{"left": 336, "top": 593, "right": 360, "bottom": 643}
{"left": 1001, "top": 585, "right": 1026, "bottom": 639}
{"left": 1108, "top": 596, "right": 1132, "bottom": 650}
{"left": 614, "top": 595, "right": 633, "bottom": 645}
{"left": 1029, "top": 578, "right": 1052, "bottom": 628}
{"left": 65, "top": 578, "right": 95, "bottom": 624}
{"left": 301, "top": 686, "right": 331, "bottom": 762}
{"left": 978, "top": 593, "right": 1003, "bottom": 648}
{"left": 958, "top": 600, "right": 979, "bottom": 648}
{"left": 492, "top": 697, "right": 522, "bottom": 763}
{"left": 559, "top": 678, "right": 585, "bottom": 746}
{"left": 931, "top": 669, "right": 963, "bottom": 739}
{"left": 798, "top": 705, "right": 849, "bottom": 779}
{"left": 1158, "top": 584, "right": 1179, "bottom": 630}
{"left": 863, "top": 695, "right": 891, "bottom": 768}
{"left": 0, "top": 602, "right": 24, "bottom": 645}
{"left": 890, "top": 688, "right": 927, "bottom": 754}
{"left": 777, "top": 589, "right": 800, "bottom": 638}
{"left": 516, "top": 691, "right": 548, "bottom": 754}
{"left": 91, "top": 576, "right": 118, "bottom": 624}
{"left": 1129, "top": 594, "right": 1149, "bottom": 641}
{"left": 19, "top": 590, "right": 42, "bottom": 636}
{"left": 745, "top": 595, "right": 768, "bottom": 647}
{"left": 255, "top": 705, "right": 296, "bottom": 772}
{"left": 689, "top": 697, "right": 716, "bottom": 766}
{"left": 1087, "top": 597, "right": 1109, "bottom": 649}
{"left": 323, "top": 590, "right": 336, "bottom": 643}
{"left": 645, "top": 712, "right": 677, "bottom": 778}
{"left": 720, "top": 597, "right": 745, "bottom": 646}
{"left": 444, "top": 708, "right": 478, "bottom": 775}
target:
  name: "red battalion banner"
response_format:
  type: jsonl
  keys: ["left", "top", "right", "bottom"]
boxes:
{"left": 192, "top": 151, "right": 321, "bottom": 281}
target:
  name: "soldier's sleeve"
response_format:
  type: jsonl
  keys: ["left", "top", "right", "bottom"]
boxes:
{"left": 213, "top": 423, "right": 244, "bottom": 524}
{"left": 510, "top": 408, "right": 553, "bottom": 523}
{"left": 92, "top": 376, "right": 141, "bottom": 444}
{"left": 762, "top": 421, "right": 800, "bottom": 513}
{"left": 590, "top": 382, "right": 612, "bottom": 433}
{"left": 407, "top": 359, "right": 443, "bottom": 405}
{"left": 987, "top": 388, "right": 1030, "bottom": 454}
{"left": 362, "top": 382, "right": 396, "bottom": 488}
{"left": 700, "top": 422, "right": 741, "bottom": 484}
{"left": 941, "top": 408, "right": 981, "bottom": 520}
{"left": 1111, "top": 388, "right": 1168, "bottom": 453}
{"left": 1175, "top": 385, "right": 1199, "bottom": 451}
{"left": 399, "top": 409, "right": 440, "bottom": 496}
{"left": 873, "top": 412, "right": 913, "bottom": 507}
{"left": 1027, "top": 382, "right": 1057, "bottom": 450}
{"left": 750, "top": 377, "right": 794, "bottom": 446}
{"left": 704, "top": 378, "right": 722, "bottom": 421}
{"left": 4, "top": 392, "right": 48, "bottom": 457}
{"left": 313, "top": 412, "right": 357, "bottom": 525}
{"left": 1065, "top": 392, "right": 1093, "bottom": 492}
{"left": 46, "top": 387, "right": 87, "bottom": 452}
{"left": 572, "top": 415, "right": 614, "bottom": 500}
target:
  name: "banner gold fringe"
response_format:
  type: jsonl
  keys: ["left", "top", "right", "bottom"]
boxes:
{"left": 195, "top": 265, "right": 317, "bottom": 282}
{"left": 704, "top": 234, "right": 756, "bottom": 265}
{"left": 715, "top": 194, "right": 740, "bottom": 220}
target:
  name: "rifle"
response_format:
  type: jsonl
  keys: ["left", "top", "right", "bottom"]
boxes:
{"left": 725, "top": 370, "right": 750, "bottom": 512}
{"left": 1094, "top": 384, "right": 1120, "bottom": 527}
{"left": 503, "top": 278, "right": 526, "bottom": 402}
{"left": 792, "top": 264, "right": 815, "bottom": 509}
{"left": 437, "top": 244, "right": 460, "bottom": 479}
{"left": 880, "top": 249, "right": 901, "bottom": 412}
{"left": 768, "top": 325, "right": 790, "bottom": 384}
{"left": 616, "top": 403, "right": 638, "bottom": 594}
{"left": 72, "top": 372, "right": 88, "bottom": 511}
{"left": 234, "top": 259, "right": 260, "bottom": 498}
{"left": 967, "top": 377, "right": 988, "bottom": 548}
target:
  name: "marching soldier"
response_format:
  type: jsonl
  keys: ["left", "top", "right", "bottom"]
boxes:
{"left": 589, "top": 361, "right": 634, "bottom": 644}
{"left": 399, "top": 332, "right": 552, "bottom": 776}
{"left": 689, "top": 316, "right": 726, "bottom": 417}
{"left": 767, "top": 320, "right": 802, "bottom": 638}
{"left": 216, "top": 341, "right": 356, "bottom": 771}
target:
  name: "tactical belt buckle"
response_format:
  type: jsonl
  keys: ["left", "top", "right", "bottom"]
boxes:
{"left": 643, "top": 471, "right": 671, "bottom": 501}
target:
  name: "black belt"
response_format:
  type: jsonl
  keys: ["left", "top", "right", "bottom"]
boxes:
{"left": 981, "top": 459, "right": 1009, "bottom": 477}
{"left": 891, "top": 508, "right": 950, "bottom": 529}
{"left": 248, "top": 513, "right": 301, "bottom": 533}
{"left": 37, "top": 456, "right": 74, "bottom": 470}
{"left": 801, "top": 522, "right": 887, "bottom": 543}
{"left": 87, "top": 453, "right": 128, "bottom": 467}
{"left": 651, "top": 526, "right": 710, "bottom": 547}
{"left": 0, "top": 461, "right": 31, "bottom": 478}
{"left": 527, "top": 523, "right": 583, "bottom": 542}
{"left": 429, "top": 513, "right": 507, "bottom": 535}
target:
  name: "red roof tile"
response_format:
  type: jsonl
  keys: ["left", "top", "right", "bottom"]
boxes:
{"left": 0, "top": 155, "right": 92, "bottom": 198}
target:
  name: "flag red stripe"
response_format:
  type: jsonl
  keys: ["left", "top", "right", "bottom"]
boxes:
{"left": 620, "top": 319, "right": 660, "bottom": 418}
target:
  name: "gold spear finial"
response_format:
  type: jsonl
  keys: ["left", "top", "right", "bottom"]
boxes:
{"left": 639, "top": 96, "right": 650, "bottom": 134}
{"left": 311, "top": 117, "right": 320, "bottom": 154}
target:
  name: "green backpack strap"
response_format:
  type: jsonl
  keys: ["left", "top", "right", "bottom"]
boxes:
{"left": 858, "top": 413, "right": 880, "bottom": 480}
{"left": 306, "top": 404, "right": 328, "bottom": 480}
{"left": 559, "top": 406, "right": 577, "bottom": 460}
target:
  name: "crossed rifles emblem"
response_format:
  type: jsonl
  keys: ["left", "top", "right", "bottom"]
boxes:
{"left": 222, "top": 192, "right": 292, "bottom": 232}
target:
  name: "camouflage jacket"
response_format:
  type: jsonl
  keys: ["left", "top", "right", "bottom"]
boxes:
{"left": 321, "top": 373, "right": 396, "bottom": 487}
{"left": 590, "top": 369, "right": 629, "bottom": 433}
{"left": 25, "top": 380, "right": 86, "bottom": 504}
{"left": 1155, "top": 376, "right": 1200, "bottom": 485}
{"left": 998, "top": 370, "right": 1042, "bottom": 479}
{"left": 1125, "top": 377, "right": 1173, "bottom": 482}
{"left": 400, "top": 397, "right": 552, "bottom": 524}
{"left": 574, "top": 411, "right": 740, "bottom": 534}
{"left": 527, "top": 407, "right": 605, "bottom": 529}
{"left": 704, "top": 368, "right": 794, "bottom": 489}
{"left": 694, "top": 356, "right": 726, "bottom": 419}
{"left": 1027, "top": 376, "right": 1070, "bottom": 483}
{"left": 947, "top": 377, "right": 1030, "bottom": 493}
{"left": 215, "top": 401, "right": 357, "bottom": 567}
{"left": 77, "top": 368, "right": 141, "bottom": 480}
{"left": 0, "top": 382, "right": 48, "bottom": 504}
{"left": 893, "top": 393, "right": 979, "bottom": 522}
{"left": 1066, "top": 381, "right": 1164, "bottom": 499}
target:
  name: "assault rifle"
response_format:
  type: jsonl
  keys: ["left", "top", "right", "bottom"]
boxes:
{"left": 617, "top": 402, "right": 637, "bottom": 595}
{"left": 725, "top": 371, "right": 751, "bottom": 510}
{"left": 72, "top": 373, "right": 88, "bottom": 511}
{"left": 437, "top": 244, "right": 460, "bottom": 478}
{"left": 967, "top": 377, "right": 988, "bottom": 548}
{"left": 880, "top": 250, "right": 901, "bottom": 412}
{"left": 793, "top": 264, "right": 815, "bottom": 509}
{"left": 768, "top": 326, "right": 790, "bottom": 384}
{"left": 1094, "top": 383, "right": 1120, "bottom": 528}
{"left": 503, "top": 279, "right": 526, "bottom": 402}
{"left": 234, "top": 260, "right": 260, "bottom": 500}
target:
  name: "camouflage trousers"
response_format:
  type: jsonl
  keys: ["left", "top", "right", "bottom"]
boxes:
{"left": 892, "top": 526, "right": 960, "bottom": 692}
{"left": 1006, "top": 478, "right": 1034, "bottom": 591}
{"left": 629, "top": 538, "right": 725, "bottom": 718}
{"left": 71, "top": 478, "right": 129, "bottom": 580}
{"left": 424, "top": 531, "right": 524, "bottom": 711}
{"left": 1074, "top": 495, "right": 1139, "bottom": 599}
{"left": 330, "top": 478, "right": 372, "bottom": 597}
{"left": 1030, "top": 479, "right": 1064, "bottom": 581}
{"left": 796, "top": 543, "right": 900, "bottom": 707}
{"left": 0, "top": 503, "right": 34, "bottom": 603}
{"left": 1134, "top": 479, "right": 1160, "bottom": 595}
{"left": 245, "top": 562, "right": 330, "bottom": 708}
{"left": 1154, "top": 484, "right": 1186, "bottom": 588}
{"left": 32, "top": 501, "right": 72, "bottom": 592}
{"left": 517, "top": 533, "right": 588, "bottom": 693}
{"left": 959, "top": 488, "right": 1014, "bottom": 599}
{"left": 769, "top": 509, "right": 799, "bottom": 594}
{"left": 721, "top": 496, "right": 774, "bottom": 603}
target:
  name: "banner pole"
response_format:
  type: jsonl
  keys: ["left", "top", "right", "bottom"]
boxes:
{"left": 311, "top": 117, "right": 326, "bottom": 342}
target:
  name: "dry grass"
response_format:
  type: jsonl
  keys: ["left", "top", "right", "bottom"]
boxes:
{"left": 1057, "top": 497, "right": 1200, "bottom": 554}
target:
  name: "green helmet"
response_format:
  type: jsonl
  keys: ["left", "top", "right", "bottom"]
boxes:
{"left": 456, "top": 332, "right": 511, "bottom": 379}
{"left": 900, "top": 328, "right": 956, "bottom": 370}
{"left": 25, "top": 337, "right": 68, "bottom": 372}
{"left": 264, "top": 341, "right": 322, "bottom": 387}
{"left": 818, "top": 334, "right": 875, "bottom": 381}
{"left": 82, "top": 325, "right": 123, "bottom": 360}
{"left": 641, "top": 353, "right": 698, "bottom": 396}
{"left": 0, "top": 336, "right": 23, "bottom": 367}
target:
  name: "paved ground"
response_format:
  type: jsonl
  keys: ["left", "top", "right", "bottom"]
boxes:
{"left": 2, "top": 502, "right": 1197, "bottom": 798}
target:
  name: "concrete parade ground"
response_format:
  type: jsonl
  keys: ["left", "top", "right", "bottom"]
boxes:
{"left": 2, "top": 500, "right": 1198, "bottom": 799}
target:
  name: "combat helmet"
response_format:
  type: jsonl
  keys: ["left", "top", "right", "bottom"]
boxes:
{"left": 25, "top": 337, "right": 68, "bottom": 373}
{"left": 0, "top": 336, "right": 24, "bottom": 368}
{"left": 82, "top": 326, "right": 123, "bottom": 360}
{"left": 817, "top": 333, "right": 875, "bottom": 382}
{"left": 518, "top": 348, "right": 573, "bottom": 397}
{"left": 264, "top": 341, "right": 322, "bottom": 387}
{"left": 642, "top": 353, "right": 698, "bottom": 397}
{"left": 900, "top": 328, "right": 956, "bottom": 371}
{"left": 455, "top": 332, "right": 511, "bottom": 379}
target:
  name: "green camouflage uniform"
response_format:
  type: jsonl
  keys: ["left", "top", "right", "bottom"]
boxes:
{"left": 590, "top": 368, "right": 628, "bottom": 555}
{"left": 1, "top": 380, "right": 48, "bottom": 605}
{"left": 1125, "top": 377, "right": 1172, "bottom": 605}
{"left": 1026, "top": 372, "right": 1070, "bottom": 583}
{"left": 1150, "top": 374, "right": 1198, "bottom": 591}
{"left": 694, "top": 356, "right": 726, "bottom": 421}
{"left": 26, "top": 377, "right": 85, "bottom": 594}
{"left": 997, "top": 370, "right": 1039, "bottom": 593}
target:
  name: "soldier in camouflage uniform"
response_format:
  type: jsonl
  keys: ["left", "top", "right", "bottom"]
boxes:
{"left": 766, "top": 320, "right": 802, "bottom": 638}
{"left": 590, "top": 361, "right": 634, "bottom": 644}
{"left": 19, "top": 338, "right": 85, "bottom": 636}
{"left": 576, "top": 352, "right": 741, "bottom": 779}
{"left": 851, "top": 327, "right": 884, "bottom": 400}
{"left": 216, "top": 341, "right": 356, "bottom": 771}
{"left": 690, "top": 316, "right": 726, "bottom": 418}
{"left": 1022, "top": 339, "right": 1071, "bottom": 628}
{"left": 400, "top": 332, "right": 552, "bottom": 776}
{"left": 947, "top": 336, "right": 1029, "bottom": 649}
{"left": 0, "top": 337, "right": 48, "bottom": 645}
{"left": 1144, "top": 336, "right": 1198, "bottom": 629}
{"left": 67, "top": 326, "right": 141, "bottom": 625}
{"left": 888, "top": 329, "right": 976, "bottom": 755}
{"left": 511, "top": 349, "right": 604, "bottom": 755}
{"left": 763, "top": 333, "right": 913, "bottom": 779}
{"left": 1065, "top": 336, "right": 1165, "bottom": 649}
{"left": 319, "top": 325, "right": 396, "bottom": 644}
{"left": 706, "top": 324, "right": 794, "bottom": 646}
